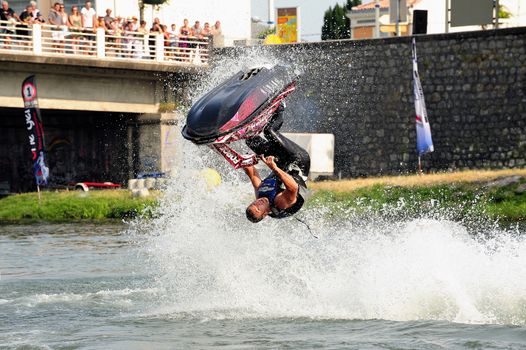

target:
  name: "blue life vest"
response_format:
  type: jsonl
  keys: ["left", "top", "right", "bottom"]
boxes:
{"left": 257, "top": 176, "right": 280, "bottom": 205}
{"left": 256, "top": 173, "right": 306, "bottom": 219}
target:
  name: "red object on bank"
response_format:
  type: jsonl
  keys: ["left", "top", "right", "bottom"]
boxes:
{"left": 71, "top": 182, "right": 121, "bottom": 191}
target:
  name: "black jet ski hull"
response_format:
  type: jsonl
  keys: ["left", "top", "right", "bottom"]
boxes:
{"left": 182, "top": 64, "right": 297, "bottom": 145}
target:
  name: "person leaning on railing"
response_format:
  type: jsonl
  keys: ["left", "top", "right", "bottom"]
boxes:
{"left": 107, "top": 19, "right": 122, "bottom": 57}
{"left": 135, "top": 20, "right": 148, "bottom": 59}
{"left": 123, "top": 20, "right": 136, "bottom": 58}
{"left": 189, "top": 20, "right": 201, "bottom": 52}
{"left": 1, "top": 1, "right": 20, "bottom": 49}
{"left": 67, "top": 5, "right": 83, "bottom": 54}
{"left": 168, "top": 23, "right": 178, "bottom": 60}
{"left": 211, "top": 20, "right": 223, "bottom": 47}
{"left": 179, "top": 18, "right": 191, "bottom": 61}
{"left": 148, "top": 21, "right": 161, "bottom": 60}
{"left": 17, "top": 4, "right": 38, "bottom": 49}
{"left": 48, "top": 2, "right": 66, "bottom": 53}
{"left": 202, "top": 22, "right": 211, "bottom": 37}
{"left": 28, "top": 0, "right": 44, "bottom": 23}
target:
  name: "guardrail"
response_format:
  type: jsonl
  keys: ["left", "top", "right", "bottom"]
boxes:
{"left": 0, "top": 20, "right": 210, "bottom": 65}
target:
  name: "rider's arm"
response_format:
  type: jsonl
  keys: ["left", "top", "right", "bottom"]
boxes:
{"left": 243, "top": 166, "right": 262, "bottom": 194}
{"left": 262, "top": 156, "right": 298, "bottom": 204}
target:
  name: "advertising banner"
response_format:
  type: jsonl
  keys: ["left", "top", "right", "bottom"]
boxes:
{"left": 276, "top": 7, "right": 299, "bottom": 43}
{"left": 21, "top": 75, "right": 49, "bottom": 186}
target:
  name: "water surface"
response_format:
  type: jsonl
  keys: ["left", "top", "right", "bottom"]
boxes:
{"left": 1, "top": 218, "right": 526, "bottom": 349}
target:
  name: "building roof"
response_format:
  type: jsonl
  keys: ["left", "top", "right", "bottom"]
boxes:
{"left": 352, "top": 0, "right": 421, "bottom": 11}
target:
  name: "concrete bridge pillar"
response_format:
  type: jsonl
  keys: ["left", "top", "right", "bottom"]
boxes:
{"left": 131, "top": 112, "right": 184, "bottom": 178}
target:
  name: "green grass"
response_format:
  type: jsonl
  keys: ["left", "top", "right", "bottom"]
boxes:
{"left": 309, "top": 180, "right": 526, "bottom": 224}
{"left": 0, "top": 190, "right": 159, "bottom": 223}
{"left": 1, "top": 172, "right": 525, "bottom": 225}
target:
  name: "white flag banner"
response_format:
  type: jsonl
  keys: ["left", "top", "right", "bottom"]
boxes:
{"left": 412, "top": 38, "right": 434, "bottom": 156}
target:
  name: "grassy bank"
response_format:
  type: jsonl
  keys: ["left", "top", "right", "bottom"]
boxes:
{"left": 0, "top": 190, "right": 159, "bottom": 223}
{"left": 1, "top": 169, "right": 525, "bottom": 224}
{"left": 310, "top": 169, "right": 526, "bottom": 224}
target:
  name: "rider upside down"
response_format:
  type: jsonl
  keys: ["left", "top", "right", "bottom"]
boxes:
{"left": 181, "top": 64, "right": 309, "bottom": 222}
{"left": 242, "top": 105, "right": 311, "bottom": 223}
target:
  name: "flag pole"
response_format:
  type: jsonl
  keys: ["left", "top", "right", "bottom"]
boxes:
{"left": 37, "top": 184, "right": 41, "bottom": 205}
{"left": 418, "top": 156, "right": 423, "bottom": 175}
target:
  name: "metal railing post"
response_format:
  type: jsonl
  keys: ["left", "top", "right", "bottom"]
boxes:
{"left": 96, "top": 27, "right": 105, "bottom": 58}
{"left": 155, "top": 33, "right": 164, "bottom": 62}
{"left": 32, "top": 24, "right": 42, "bottom": 55}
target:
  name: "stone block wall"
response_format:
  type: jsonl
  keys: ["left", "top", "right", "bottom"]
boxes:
{"left": 214, "top": 27, "right": 526, "bottom": 177}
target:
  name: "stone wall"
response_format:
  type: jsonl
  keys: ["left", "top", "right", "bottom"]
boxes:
{"left": 214, "top": 27, "right": 526, "bottom": 177}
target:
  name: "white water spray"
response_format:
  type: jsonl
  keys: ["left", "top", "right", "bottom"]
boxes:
{"left": 136, "top": 146, "right": 526, "bottom": 326}
{"left": 134, "top": 49, "right": 526, "bottom": 326}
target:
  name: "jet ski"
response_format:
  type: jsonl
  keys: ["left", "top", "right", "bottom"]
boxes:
{"left": 182, "top": 64, "right": 298, "bottom": 169}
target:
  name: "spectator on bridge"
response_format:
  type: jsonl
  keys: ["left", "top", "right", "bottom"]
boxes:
{"left": 81, "top": 1, "right": 96, "bottom": 29}
{"left": 123, "top": 20, "right": 135, "bottom": 58}
{"left": 67, "top": 5, "right": 83, "bottom": 54}
{"left": 107, "top": 19, "right": 122, "bottom": 57}
{"left": 134, "top": 20, "right": 148, "bottom": 59}
{"left": 49, "top": 2, "right": 66, "bottom": 53}
{"left": 29, "top": 1, "right": 44, "bottom": 23}
{"left": 191, "top": 20, "right": 202, "bottom": 38}
{"left": 211, "top": 20, "right": 223, "bottom": 47}
{"left": 59, "top": 4, "right": 69, "bottom": 51}
{"left": 131, "top": 16, "right": 139, "bottom": 31}
{"left": 81, "top": 0, "right": 96, "bottom": 53}
{"left": 161, "top": 24, "right": 172, "bottom": 58}
{"left": 0, "top": 1, "right": 19, "bottom": 49}
{"left": 148, "top": 21, "right": 162, "bottom": 59}
{"left": 0, "top": 1, "right": 18, "bottom": 21}
{"left": 202, "top": 22, "right": 211, "bottom": 37}
{"left": 211, "top": 20, "right": 222, "bottom": 36}
{"left": 59, "top": 4, "right": 68, "bottom": 23}
{"left": 167, "top": 23, "right": 178, "bottom": 60}
{"left": 97, "top": 16, "right": 107, "bottom": 30}
{"left": 179, "top": 18, "right": 191, "bottom": 60}
{"left": 17, "top": 5, "right": 35, "bottom": 49}
{"left": 103, "top": 8, "right": 113, "bottom": 28}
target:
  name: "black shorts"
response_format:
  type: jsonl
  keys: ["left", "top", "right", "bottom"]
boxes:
{"left": 246, "top": 107, "right": 310, "bottom": 179}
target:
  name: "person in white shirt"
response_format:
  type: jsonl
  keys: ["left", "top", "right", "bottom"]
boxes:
{"left": 81, "top": 1, "right": 96, "bottom": 29}
{"left": 80, "top": 1, "right": 96, "bottom": 53}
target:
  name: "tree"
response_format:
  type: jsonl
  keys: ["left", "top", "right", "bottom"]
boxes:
{"left": 345, "top": 0, "right": 362, "bottom": 11}
{"left": 322, "top": 2, "right": 358, "bottom": 40}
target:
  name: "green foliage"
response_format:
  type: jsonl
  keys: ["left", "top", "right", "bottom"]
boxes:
{"left": 345, "top": 0, "right": 362, "bottom": 10}
{"left": 0, "top": 190, "right": 159, "bottom": 223}
{"left": 498, "top": 5, "right": 512, "bottom": 19}
{"left": 158, "top": 101, "right": 180, "bottom": 113}
{"left": 142, "top": 0, "right": 169, "bottom": 4}
{"left": 322, "top": 1, "right": 361, "bottom": 41}
{"left": 257, "top": 27, "right": 276, "bottom": 40}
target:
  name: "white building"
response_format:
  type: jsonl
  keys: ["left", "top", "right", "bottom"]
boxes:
{"left": 348, "top": 0, "right": 526, "bottom": 39}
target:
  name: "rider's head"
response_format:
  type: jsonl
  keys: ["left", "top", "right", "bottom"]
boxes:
{"left": 246, "top": 197, "right": 271, "bottom": 223}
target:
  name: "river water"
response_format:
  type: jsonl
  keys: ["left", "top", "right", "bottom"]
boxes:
{"left": 2, "top": 172, "right": 526, "bottom": 349}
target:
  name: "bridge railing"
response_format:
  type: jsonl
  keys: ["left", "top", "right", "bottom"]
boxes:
{"left": 0, "top": 21, "right": 210, "bottom": 65}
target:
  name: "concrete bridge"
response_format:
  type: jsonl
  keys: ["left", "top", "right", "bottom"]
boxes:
{"left": 0, "top": 49, "right": 207, "bottom": 193}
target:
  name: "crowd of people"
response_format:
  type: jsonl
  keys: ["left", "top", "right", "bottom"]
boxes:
{"left": 0, "top": 0, "right": 222, "bottom": 61}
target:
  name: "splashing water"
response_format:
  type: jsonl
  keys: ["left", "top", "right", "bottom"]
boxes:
{"left": 132, "top": 142, "right": 526, "bottom": 326}
{"left": 131, "top": 48, "right": 526, "bottom": 327}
